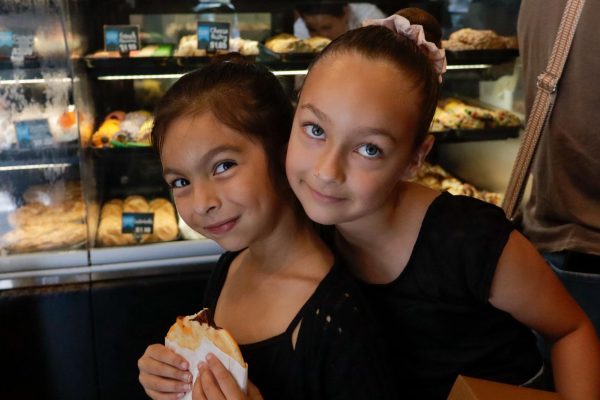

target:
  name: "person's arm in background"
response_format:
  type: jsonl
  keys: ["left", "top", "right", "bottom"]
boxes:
{"left": 490, "top": 231, "right": 600, "bottom": 400}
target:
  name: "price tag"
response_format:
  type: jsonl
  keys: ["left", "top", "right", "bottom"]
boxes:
{"left": 14, "top": 119, "right": 52, "bottom": 149}
{"left": 104, "top": 25, "right": 140, "bottom": 54}
{"left": 122, "top": 212, "right": 154, "bottom": 235}
{"left": 197, "top": 22, "right": 230, "bottom": 52}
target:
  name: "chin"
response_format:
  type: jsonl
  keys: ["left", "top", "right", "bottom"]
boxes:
{"left": 211, "top": 236, "right": 249, "bottom": 252}
{"left": 302, "top": 205, "right": 344, "bottom": 226}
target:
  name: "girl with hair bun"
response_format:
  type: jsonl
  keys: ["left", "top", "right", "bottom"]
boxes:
{"left": 286, "top": 8, "right": 600, "bottom": 400}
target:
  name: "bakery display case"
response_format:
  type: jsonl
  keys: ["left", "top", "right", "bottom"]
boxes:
{"left": 0, "top": 0, "right": 525, "bottom": 288}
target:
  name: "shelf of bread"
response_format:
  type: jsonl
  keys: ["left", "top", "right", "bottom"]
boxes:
{"left": 260, "top": 33, "right": 331, "bottom": 62}
{"left": 413, "top": 163, "right": 503, "bottom": 206}
{"left": 84, "top": 36, "right": 260, "bottom": 74}
{"left": 443, "top": 28, "right": 519, "bottom": 65}
{"left": 96, "top": 195, "right": 179, "bottom": 247}
{"left": 0, "top": 181, "right": 87, "bottom": 255}
{"left": 430, "top": 97, "right": 521, "bottom": 142}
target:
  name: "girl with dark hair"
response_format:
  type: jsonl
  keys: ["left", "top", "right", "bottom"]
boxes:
{"left": 137, "top": 56, "right": 396, "bottom": 400}
{"left": 286, "top": 9, "right": 600, "bottom": 400}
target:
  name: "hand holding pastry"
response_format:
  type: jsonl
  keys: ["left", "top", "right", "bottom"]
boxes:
{"left": 138, "top": 343, "right": 192, "bottom": 400}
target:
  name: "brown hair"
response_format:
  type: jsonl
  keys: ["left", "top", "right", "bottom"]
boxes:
{"left": 151, "top": 54, "right": 294, "bottom": 199}
{"left": 307, "top": 7, "right": 442, "bottom": 148}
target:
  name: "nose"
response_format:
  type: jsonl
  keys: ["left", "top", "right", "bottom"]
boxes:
{"left": 192, "top": 183, "right": 220, "bottom": 215}
{"left": 314, "top": 146, "right": 345, "bottom": 184}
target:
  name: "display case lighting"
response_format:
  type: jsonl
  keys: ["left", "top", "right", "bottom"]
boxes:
{"left": 98, "top": 74, "right": 184, "bottom": 81}
{"left": 0, "top": 77, "right": 77, "bottom": 85}
{"left": 0, "top": 163, "right": 73, "bottom": 172}
{"left": 97, "top": 69, "right": 309, "bottom": 81}
{"left": 446, "top": 64, "right": 492, "bottom": 70}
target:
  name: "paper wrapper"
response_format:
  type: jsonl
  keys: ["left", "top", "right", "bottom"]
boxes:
{"left": 165, "top": 337, "right": 248, "bottom": 400}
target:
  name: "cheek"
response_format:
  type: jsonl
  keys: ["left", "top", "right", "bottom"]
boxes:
{"left": 171, "top": 195, "right": 190, "bottom": 219}
{"left": 350, "top": 169, "right": 399, "bottom": 200}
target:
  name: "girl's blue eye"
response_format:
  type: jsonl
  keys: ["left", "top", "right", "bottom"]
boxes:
{"left": 214, "top": 161, "right": 236, "bottom": 175}
{"left": 303, "top": 123, "right": 325, "bottom": 139}
{"left": 170, "top": 178, "right": 189, "bottom": 188}
{"left": 356, "top": 143, "right": 382, "bottom": 158}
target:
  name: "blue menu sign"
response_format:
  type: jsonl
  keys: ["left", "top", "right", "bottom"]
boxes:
{"left": 197, "top": 22, "right": 230, "bottom": 52}
{"left": 0, "top": 31, "right": 13, "bottom": 57}
{"left": 122, "top": 212, "right": 154, "bottom": 235}
{"left": 104, "top": 25, "right": 140, "bottom": 53}
{"left": 15, "top": 119, "right": 52, "bottom": 148}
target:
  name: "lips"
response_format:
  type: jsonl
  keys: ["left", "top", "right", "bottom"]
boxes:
{"left": 203, "top": 216, "right": 240, "bottom": 235}
{"left": 307, "top": 184, "right": 345, "bottom": 204}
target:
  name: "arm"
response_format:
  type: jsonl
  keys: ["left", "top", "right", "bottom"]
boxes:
{"left": 138, "top": 344, "right": 192, "bottom": 400}
{"left": 489, "top": 231, "right": 600, "bottom": 400}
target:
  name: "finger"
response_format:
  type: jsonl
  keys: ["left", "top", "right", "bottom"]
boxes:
{"left": 139, "top": 372, "right": 192, "bottom": 394}
{"left": 192, "top": 373, "right": 208, "bottom": 400}
{"left": 138, "top": 348, "right": 192, "bottom": 383}
{"left": 147, "top": 344, "right": 190, "bottom": 370}
{"left": 139, "top": 356, "right": 193, "bottom": 383}
{"left": 199, "top": 361, "right": 227, "bottom": 400}
{"left": 246, "top": 382, "right": 264, "bottom": 400}
{"left": 205, "top": 354, "right": 243, "bottom": 400}
{"left": 146, "top": 387, "right": 187, "bottom": 400}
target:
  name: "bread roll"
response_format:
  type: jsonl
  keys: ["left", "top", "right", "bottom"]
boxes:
{"left": 123, "top": 195, "right": 149, "bottom": 212}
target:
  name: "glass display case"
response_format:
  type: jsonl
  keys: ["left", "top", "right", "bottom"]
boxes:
{"left": 0, "top": 0, "right": 90, "bottom": 286}
{"left": 1, "top": 1, "right": 525, "bottom": 290}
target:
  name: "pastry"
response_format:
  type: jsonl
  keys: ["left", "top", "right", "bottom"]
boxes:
{"left": 1, "top": 222, "right": 87, "bottom": 253}
{"left": 166, "top": 308, "right": 245, "bottom": 367}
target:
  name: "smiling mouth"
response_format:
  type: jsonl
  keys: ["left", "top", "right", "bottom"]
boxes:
{"left": 307, "top": 185, "right": 345, "bottom": 203}
{"left": 203, "top": 217, "right": 240, "bottom": 235}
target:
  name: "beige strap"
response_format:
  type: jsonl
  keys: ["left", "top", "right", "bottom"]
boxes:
{"left": 502, "top": 0, "right": 586, "bottom": 220}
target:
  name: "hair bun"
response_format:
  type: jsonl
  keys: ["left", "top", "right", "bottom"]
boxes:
{"left": 395, "top": 7, "right": 442, "bottom": 49}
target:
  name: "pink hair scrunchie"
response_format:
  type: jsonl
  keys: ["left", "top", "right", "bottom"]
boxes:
{"left": 362, "top": 14, "right": 447, "bottom": 83}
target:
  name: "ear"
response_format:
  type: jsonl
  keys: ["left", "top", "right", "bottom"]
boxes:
{"left": 402, "top": 134, "right": 435, "bottom": 180}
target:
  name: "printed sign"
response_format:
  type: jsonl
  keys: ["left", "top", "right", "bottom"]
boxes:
{"left": 0, "top": 31, "right": 13, "bottom": 57}
{"left": 122, "top": 212, "right": 154, "bottom": 235}
{"left": 104, "top": 25, "right": 140, "bottom": 53}
{"left": 197, "top": 22, "right": 229, "bottom": 52}
{"left": 14, "top": 119, "right": 52, "bottom": 148}
{"left": 0, "top": 30, "right": 34, "bottom": 62}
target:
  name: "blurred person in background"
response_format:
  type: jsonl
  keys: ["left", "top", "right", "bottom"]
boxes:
{"left": 518, "top": 0, "right": 600, "bottom": 336}
{"left": 294, "top": 2, "right": 385, "bottom": 40}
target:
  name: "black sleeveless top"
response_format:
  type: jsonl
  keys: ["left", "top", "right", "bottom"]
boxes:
{"left": 203, "top": 251, "right": 398, "bottom": 400}
{"left": 357, "top": 192, "right": 543, "bottom": 399}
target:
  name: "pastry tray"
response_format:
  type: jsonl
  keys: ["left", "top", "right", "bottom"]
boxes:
{"left": 431, "top": 97, "right": 522, "bottom": 142}
{"left": 432, "top": 127, "right": 519, "bottom": 142}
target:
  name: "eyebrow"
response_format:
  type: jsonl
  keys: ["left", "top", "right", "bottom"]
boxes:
{"left": 356, "top": 127, "right": 398, "bottom": 143}
{"left": 300, "top": 103, "right": 331, "bottom": 123}
{"left": 300, "top": 103, "right": 397, "bottom": 143}
{"left": 162, "top": 144, "right": 243, "bottom": 176}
